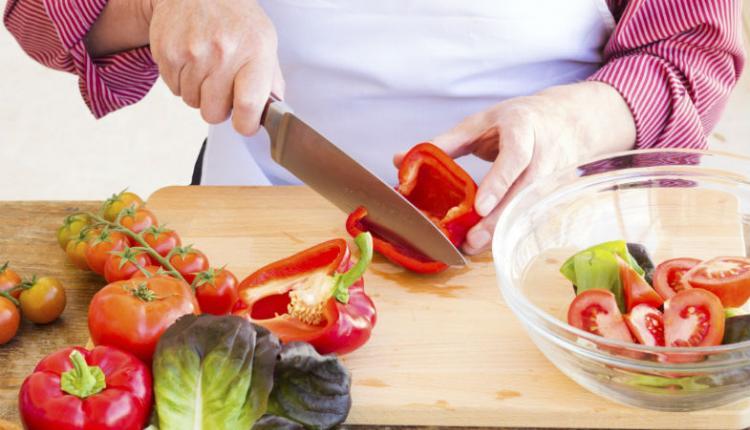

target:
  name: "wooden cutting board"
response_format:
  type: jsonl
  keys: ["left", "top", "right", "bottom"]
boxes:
{"left": 147, "top": 185, "right": 750, "bottom": 429}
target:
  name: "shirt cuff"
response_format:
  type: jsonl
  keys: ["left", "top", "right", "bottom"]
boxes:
{"left": 44, "top": 0, "right": 158, "bottom": 118}
{"left": 587, "top": 54, "right": 706, "bottom": 150}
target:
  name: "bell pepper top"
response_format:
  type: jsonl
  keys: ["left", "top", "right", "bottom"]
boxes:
{"left": 60, "top": 350, "right": 106, "bottom": 399}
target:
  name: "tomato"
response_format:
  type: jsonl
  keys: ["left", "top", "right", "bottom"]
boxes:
{"left": 84, "top": 229, "right": 129, "bottom": 275}
{"left": 683, "top": 257, "right": 750, "bottom": 307}
{"left": 0, "top": 297, "right": 20, "bottom": 345}
{"left": 624, "top": 304, "right": 665, "bottom": 346}
{"left": 56, "top": 213, "right": 90, "bottom": 250}
{"left": 568, "top": 289, "right": 634, "bottom": 343}
{"left": 65, "top": 230, "right": 96, "bottom": 271}
{"left": 120, "top": 207, "right": 158, "bottom": 235}
{"left": 195, "top": 268, "right": 239, "bottom": 315}
{"left": 19, "top": 277, "right": 66, "bottom": 324}
{"left": 130, "top": 265, "right": 171, "bottom": 279}
{"left": 618, "top": 256, "right": 663, "bottom": 311}
{"left": 88, "top": 275, "right": 200, "bottom": 362}
{"left": 142, "top": 226, "right": 181, "bottom": 257}
{"left": 169, "top": 247, "right": 209, "bottom": 284}
{"left": 653, "top": 258, "right": 700, "bottom": 300}
{"left": 664, "top": 288, "right": 724, "bottom": 347}
{"left": 103, "top": 247, "right": 153, "bottom": 283}
{"left": 0, "top": 262, "right": 22, "bottom": 300}
{"left": 102, "top": 191, "right": 143, "bottom": 222}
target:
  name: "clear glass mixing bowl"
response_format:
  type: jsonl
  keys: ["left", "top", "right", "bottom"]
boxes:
{"left": 493, "top": 149, "right": 750, "bottom": 411}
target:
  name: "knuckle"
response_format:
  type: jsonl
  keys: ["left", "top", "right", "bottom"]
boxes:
{"left": 201, "top": 104, "right": 230, "bottom": 124}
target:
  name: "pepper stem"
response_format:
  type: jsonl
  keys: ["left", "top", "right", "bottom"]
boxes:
{"left": 60, "top": 350, "right": 106, "bottom": 399}
{"left": 331, "top": 232, "right": 373, "bottom": 304}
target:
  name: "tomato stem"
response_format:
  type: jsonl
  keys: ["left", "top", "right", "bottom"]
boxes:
{"left": 0, "top": 290, "right": 19, "bottom": 307}
{"left": 85, "top": 212, "right": 187, "bottom": 284}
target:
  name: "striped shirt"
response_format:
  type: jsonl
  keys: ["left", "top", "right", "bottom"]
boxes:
{"left": 3, "top": 0, "right": 745, "bottom": 149}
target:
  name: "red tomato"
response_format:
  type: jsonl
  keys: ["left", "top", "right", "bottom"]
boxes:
{"left": 568, "top": 289, "right": 634, "bottom": 343}
{"left": 88, "top": 275, "right": 200, "bottom": 363}
{"left": 84, "top": 229, "right": 129, "bottom": 275}
{"left": 103, "top": 247, "right": 153, "bottom": 283}
{"left": 624, "top": 304, "right": 665, "bottom": 346}
{"left": 129, "top": 265, "right": 170, "bottom": 280}
{"left": 683, "top": 257, "right": 750, "bottom": 307}
{"left": 194, "top": 268, "right": 239, "bottom": 315}
{"left": 142, "top": 226, "right": 181, "bottom": 257}
{"left": 0, "top": 297, "right": 20, "bottom": 345}
{"left": 0, "top": 262, "right": 22, "bottom": 300}
{"left": 618, "top": 256, "right": 664, "bottom": 311}
{"left": 120, "top": 207, "right": 158, "bottom": 235}
{"left": 653, "top": 258, "right": 700, "bottom": 300}
{"left": 664, "top": 288, "right": 725, "bottom": 347}
{"left": 169, "top": 247, "right": 209, "bottom": 284}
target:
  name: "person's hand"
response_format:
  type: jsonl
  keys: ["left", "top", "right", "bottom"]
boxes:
{"left": 148, "top": 0, "right": 284, "bottom": 135}
{"left": 395, "top": 81, "right": 636, "bottom": 255}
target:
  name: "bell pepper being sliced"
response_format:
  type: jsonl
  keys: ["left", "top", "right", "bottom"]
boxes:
{"left": 19, "top": 346, "right": 152, "bottom": 430}
{"left": 346, "top": 142, "right": 481, "bottom": 274}
{"left": 234, "top": 232, "right": 376, "bottom": 355}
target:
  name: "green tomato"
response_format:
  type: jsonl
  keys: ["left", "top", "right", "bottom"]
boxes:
{"left": 56, "top": 214, "right": 90, "bottom": 250}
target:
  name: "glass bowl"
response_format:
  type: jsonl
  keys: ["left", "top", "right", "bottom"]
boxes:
{"left": 493, "top": 149, "right": 750, "bottom": 411}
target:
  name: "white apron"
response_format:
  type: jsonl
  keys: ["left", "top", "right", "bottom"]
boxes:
{"left": 201, "top": 0, "right": 615, "bottom": 186}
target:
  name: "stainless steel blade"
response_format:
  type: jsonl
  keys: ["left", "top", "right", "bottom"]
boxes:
{"left": 262, "top": 99, "right": 466, "bottom": 266}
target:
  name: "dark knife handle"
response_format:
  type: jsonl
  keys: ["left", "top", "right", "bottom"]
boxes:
{"left": 260, "top": 93, "right": 283, "bottom": 126}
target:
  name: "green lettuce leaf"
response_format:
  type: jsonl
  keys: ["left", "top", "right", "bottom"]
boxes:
{"left": 260, "top": 342, "right": 352, "bottom": 430}
{"left": 560, "top": 240, "right": 644, "bottom": 312}
{"left": 153, "top": 314, "right": 281, "bottom": 430}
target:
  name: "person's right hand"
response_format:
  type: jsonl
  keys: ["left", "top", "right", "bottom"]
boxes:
{"left": 148, "top": 0, "right": 284, "bottom": 135}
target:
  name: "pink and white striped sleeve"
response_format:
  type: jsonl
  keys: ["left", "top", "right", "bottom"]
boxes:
{"left": 590, "top": 0, "right": 746, "bottom": 149}
{"left": 3, "top": 0, "right": 158, "bottom": 118}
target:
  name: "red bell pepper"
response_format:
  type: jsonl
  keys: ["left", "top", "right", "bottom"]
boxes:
{"left": 19, "top": 346, "right": 152, "bottom": 430}
{"left": 346, "top": 142, "right": 481, "bottom": 273}
{"left": 234, "top": 232, "right": 376, "bottom": 355}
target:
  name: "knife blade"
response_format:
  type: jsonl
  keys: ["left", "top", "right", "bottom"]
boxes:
{"left": 261, "top": 97, "right": 467, "bottom": 266}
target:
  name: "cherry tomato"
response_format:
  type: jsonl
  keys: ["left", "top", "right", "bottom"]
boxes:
{"left": 169, "top": 247, "right": 209, "bottom": 284}
{"left": 618, "top": 256, "right": 663, "bottom": 311}
{"left": 0, "top": 262, "right": 22, "bottom": 300}
{"left": 195, "top": 268, "right": 239, "bottom": 315}
{"left": 84, "top": 229, "right": 129, "bottom": 275}
{"left": 0, "top": 297, "right": 20, "bottom": 345}
{"left": 664, "top": 288, "right": 724, "bottom": 347}
{"left": 56, "top": 213, "right": 90, "bottom": 250}
{"left": 624, "top": 304, "right": 665, "bottom": 346}
{"left": 130, "top": 265, "right": 171, "bottom": 280}
{"left": 102, "top": 191, "right": 143, "bottom": 222}
{"left": 19, "top": 277, "right": 66, "bottom": 324}
{"left": 120, "top": 207, "right": 158, "bottom": 235}
{"left": 88, "top": 275, "right": 200, "bottom": 363}
{"left": 683, "top": 257, "right": 750, "bottom": 307}
{"left": 65, "top": 230, "right": 96, "bottom": 271}
{"left": 142, "top": 226, "right": 181, "bottom": 257}
{"left": 653, "top": 258, "right": 700, "bottom": 300}
{"left": 104, "top": 247, "right": 153, "bottom": 283}
{"left": 568, "top": 289, "right": 634, "bottom": 343}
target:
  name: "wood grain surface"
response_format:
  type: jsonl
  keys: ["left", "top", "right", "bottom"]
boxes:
{"left": 0, "top": 187, "right": 749, "bottom": 429}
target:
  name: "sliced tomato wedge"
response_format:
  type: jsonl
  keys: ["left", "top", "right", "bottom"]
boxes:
{"left": 624, "top": 304, "right": 665, "bottom": 346}
{"left": 653, "top": 258, "right": 700, "bottom": 300}
{"left": 683, "top": 257, "right": 750, "bottom": 307}
{"left": 568, "top": 289, "right": 634, "bottom": 343}
{"left": 617, "top": 256, "right": 664, "bottom": 311}
{"left": 664, "top": 288, "right": 725, "bottom": 347}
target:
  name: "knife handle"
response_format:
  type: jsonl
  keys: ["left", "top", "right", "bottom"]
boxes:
{"left": 260, "top": 92, "right": 283, "bottom": 126}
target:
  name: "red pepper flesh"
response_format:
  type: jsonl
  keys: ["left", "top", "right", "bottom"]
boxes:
{"left": 346, "top": 142, "right": 481, "bottom": 273}
{"left": 234, "top": 235, "right": 376, "bottom": 355}
{"left": 19, "top": 346, "right": 152, "bottom": 430}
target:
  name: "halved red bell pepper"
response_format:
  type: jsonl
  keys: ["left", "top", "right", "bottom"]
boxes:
{"left": 233, "top": 232, "right": 376, "bottom": 355}
{"left": 19, "top": 346, "right": 152, "bottom": 430}
{"left": 346, "top": 142, "right": 481, "bottom": 274}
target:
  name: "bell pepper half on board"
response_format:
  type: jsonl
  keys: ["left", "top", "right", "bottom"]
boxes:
{"left": 346, "top": 142, "right": 481, "bottom": 274}
{"left": 233, "top": 232, "right": 376, "bottom": 355}
{"left": 19, "top": 346, "right": 153, "bottom": 430}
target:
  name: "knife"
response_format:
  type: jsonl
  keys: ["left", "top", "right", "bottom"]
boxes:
{"left": 261, "top": 96, "right": 467, "bottom": 266}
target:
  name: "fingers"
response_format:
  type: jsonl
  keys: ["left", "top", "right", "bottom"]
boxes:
{"left": 180, "top": 60, "right": 211, "bottom": 108}
{"left": 232, "top": 48, "right": 276, "bottom": 136}
{"left": 431, "top": 112, "right": 490, "bottom": 158}
{"left": 200, "top": 68, "right": 234, "bottom": 124}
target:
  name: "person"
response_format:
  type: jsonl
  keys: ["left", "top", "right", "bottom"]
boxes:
{"left": 4, "top": 0, "right": 745, "bottom": 255}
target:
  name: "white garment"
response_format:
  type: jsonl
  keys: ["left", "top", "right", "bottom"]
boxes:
{"left": 202, "top": 0, "right": 615, "bottom": 186}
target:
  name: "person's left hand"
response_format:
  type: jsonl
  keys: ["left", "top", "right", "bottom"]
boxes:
{"left": 395, "top": 81, "right": 637, "bottom": 255}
